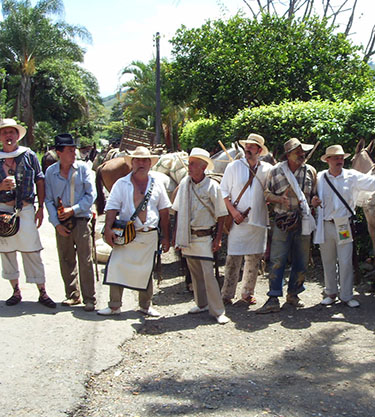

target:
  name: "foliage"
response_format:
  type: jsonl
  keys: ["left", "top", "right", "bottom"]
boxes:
{"left": 167, "top": 14, "right": 374, "bottom": 119}
{"left": 33, "top": 121, "right": 56, "bottom": 150}
{"left": 0, "top": 0, "right": 96, "bottom": 147}
{"left": 179, "top": 118, "right": 225, "bottom": 152}
{"left": 0, "top": 68, "right": 7, "bottom": 118}
{"left": 101, "top": 120, "right": 125, "bottom": 144}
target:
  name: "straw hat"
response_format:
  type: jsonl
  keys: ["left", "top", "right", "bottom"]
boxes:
{"left": 321, "top": 145, "right": 350, "bottom": 162}
{"left": 284, "top": 138, "right": 314, "bottom": 154}
{"left": 239, "top": 133, "right": 269, "bottom": 156}
{"left": 123, "top": 146, "right": 159, "bottom": 167}
{"left": 189, "top": 147, "right": 214, "bottom": 171}
{"left": 0, "top": 118, "right": 27, "bottom": 141}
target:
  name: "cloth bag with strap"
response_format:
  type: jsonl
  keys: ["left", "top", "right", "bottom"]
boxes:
{"left": 0, "top": 175, "right": 22, "bottom": 238}
{"left": 104, "top": 178, "right": 154, "bottom": 246}
{"left": 223, "top": 166, "right": 256, "bottom": 234}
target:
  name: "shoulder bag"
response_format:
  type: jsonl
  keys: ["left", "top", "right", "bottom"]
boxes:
{"left": 104, "top": 178, "right": 155, "bottom": 245}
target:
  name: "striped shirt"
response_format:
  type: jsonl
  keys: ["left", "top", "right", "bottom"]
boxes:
{"left": 264, "top": 162, "right": 317, "bottom": 214}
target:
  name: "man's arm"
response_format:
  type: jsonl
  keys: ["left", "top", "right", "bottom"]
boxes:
{"left": 212, "top": 215, "right": 225, "bottom": 253}
{"left": 103, "top": 209, "right": 117, "bottom": 247}
{"left": 159, "top": 208, "right": 170, "bottom": 253}
{"left": 35, "top": 178, "right": 45, "bottom": 228}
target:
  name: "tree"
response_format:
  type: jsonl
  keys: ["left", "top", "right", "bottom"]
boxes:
{"left": 240, "top": 0, "right": 375, "bottom": 61}
{"left": 0, "top": 0, "right": 92, "bottom": 146}
{"left": 166, "top": 14, "right": 374, "bottom": 119}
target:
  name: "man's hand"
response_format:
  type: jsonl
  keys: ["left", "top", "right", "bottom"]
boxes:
{"left": 103, "top": 227, "right": 116, "bottom": 247}
{"left": 56, "top": 223, "right": 71, "bottom": 237}
{"left": 231, "top": 207, "right": 245, "bottom": 225}
{"left": 311, "top": 195, "right": 322, "bottom": 208}
{"left": 57, "top": 207, "right": 74, "bottom": 222}
{"left": 279, "top": 188, "right": 291, "bottom": 209}
{"left": 212, "top": 236, "right": 222, "bottom": 253}
{"left": 161, "top": 237, "right": 170, "bottom": 253}
{"left": 34, "top": 207, "right": 44, "bottom": 228}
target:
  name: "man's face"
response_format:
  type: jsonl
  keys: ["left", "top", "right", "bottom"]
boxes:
{"left": 57, "top": 146, "right": 76, "bottom": 165}
{"left": 327, "top": 155, "right": 344, "bottom": 171}
{"left": 287, "top": 146, "right": 306, "bottom": 167}
{"left": 188, "top": 157, "right": 207, "bottom": 179}
{"left": 132, "top": 157, "right": 151, "bottom": 174}
{"left": 0, "top": 127, "right": 19, "bottom": 147}
{"left": 244, "top": 143, "right": 261, "bottom": 159}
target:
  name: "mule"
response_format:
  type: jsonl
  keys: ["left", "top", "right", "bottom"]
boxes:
{"left": 351, "top": 138, "right": 375, "bottom": 256}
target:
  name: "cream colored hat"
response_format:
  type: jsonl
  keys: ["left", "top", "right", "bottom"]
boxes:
{"left": 0, "top": 118, "right": 27, "bottom": 141}
{"left": 239, "top": 133, "right": 269, "bottom": 156}
{"left": 124, "top": 146, "right": 159, "bottom": 167}
{"left": 321, "top": 145, "right": 350, "bottom": 162}
{"left": 284, "top": 137, "right": 314, "bottom": 154}
{"left": 189, "top": 147, "right": 214, "bottom": 171}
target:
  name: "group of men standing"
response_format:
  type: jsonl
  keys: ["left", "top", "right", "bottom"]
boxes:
{"left": 1, "top": 117, "right": 374, "bottom": 323}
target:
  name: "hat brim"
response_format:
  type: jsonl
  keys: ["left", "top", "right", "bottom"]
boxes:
{"left": 286, "top": 143, "right": 314, "bottom": 153}
{"left": 321, "top": 153, "right": 351, "bottom": 162}
{"left": 239, "top": 140, "right": 269, "bottom": 156}
{"left": 124, "top": 154, "right": 159, "bottom": 167}
{"left": 188, "top": 155, "right": 214, "bottom": 171}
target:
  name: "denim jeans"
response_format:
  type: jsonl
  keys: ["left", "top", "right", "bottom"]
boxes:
{"left": 267, "top": 225, "right": 311, "bottom": 297}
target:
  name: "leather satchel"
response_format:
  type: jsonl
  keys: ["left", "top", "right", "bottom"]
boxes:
{"left": 0, "top": 210, "right": 20, "bottom": 237}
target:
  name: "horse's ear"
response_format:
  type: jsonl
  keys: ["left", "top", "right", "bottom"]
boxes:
{"left": 355, "top": 138, "right": 366, "bottom": 154}
{"left": 366, "top": 139, "right": 375, "bottom": 154}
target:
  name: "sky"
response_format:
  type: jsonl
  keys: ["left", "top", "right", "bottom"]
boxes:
{"left": 40, "top": 0, "right": 375, "bottom": 97}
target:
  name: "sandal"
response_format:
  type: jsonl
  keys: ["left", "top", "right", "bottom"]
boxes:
{"left": 38, "top": 295, "right": 57, "bottom": 309}
{"left": 6, "top": 293, "right": 22, "bottom": 306}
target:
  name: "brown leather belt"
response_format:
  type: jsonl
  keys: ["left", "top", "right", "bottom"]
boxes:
{"left": 324, "top": 219, "right": 334, "bottom": 223}
{"left": 191, "top": 228, "right": 213, "bottom": 237}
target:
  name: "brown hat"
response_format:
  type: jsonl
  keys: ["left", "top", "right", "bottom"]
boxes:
{"left": 0, "top": 118, "right": 27, "bottom": 141}
{"left": 321, "top": 145, "right": 350, "bottom": 162}
{"left": 284, "top": 138, "right": 314, "bottom": 154}
{"left": 239, "top": 133, "right": 268, "bottom": 156}
{"left": 123, "top": 146, "right": 159, "bottom": 167}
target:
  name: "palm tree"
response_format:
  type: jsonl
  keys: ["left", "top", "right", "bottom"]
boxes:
{"left": 0, "top": 0, "right": 91, "bottom": 146}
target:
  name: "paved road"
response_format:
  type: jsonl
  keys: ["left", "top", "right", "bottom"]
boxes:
{"left": 0, "top": 216, "right": 140, "bottom": 417}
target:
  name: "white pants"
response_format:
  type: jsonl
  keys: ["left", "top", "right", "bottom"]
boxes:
{"left": 319, "top": 221, "right": 353, "bottom": 302}
{"left": 1, "top": 251, "right": 45, "bottom": 284}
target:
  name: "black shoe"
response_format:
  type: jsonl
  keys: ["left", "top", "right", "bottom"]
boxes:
{"left": 255, "top": 297, "right": 280, "bottom": 314}
{"left": 6, "top": 293, "right": 22, "bottom": 306}
{"left": 38, "top": 295, "right": 57, "bottom": 309}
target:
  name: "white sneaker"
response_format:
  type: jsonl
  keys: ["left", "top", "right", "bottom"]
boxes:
{"left": 216, "top": 314, "right": 230, "bottom": 324}
{"left": 97, "top": 307, "right": 121, "bottom": 316}
{"left": 345, "top": 299, "right": 360, "bottom": 308}
{"left": 320, "top": 296, "right": 337, "bottom": 306}
{"left": 188, "top": 305, "right": 209, "bottom": 314}
{"left": 139, "top": 307, "right": 161, "bottom": 317}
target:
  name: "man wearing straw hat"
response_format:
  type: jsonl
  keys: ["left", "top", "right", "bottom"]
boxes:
{"left": 314, "top": 144, "right": 375, "bottom": 308}
{"left": 257, "top": 138, "right": 320, "bottom": 314}
{"left": 0, "top": 118, "right": 55, "bottom": 308}
{"left": 45, "top": 133, "right": 97, "bottom": 311}
{"left": 220, "top": 133, "right": 273, "bottom": 306}
{"left": 173, "top": 147, "right": 230, "bottom": 324}
{"left": 98, "top": 146, "right": 171, "bottom": 317}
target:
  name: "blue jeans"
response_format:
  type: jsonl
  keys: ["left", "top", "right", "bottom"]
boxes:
{"left": 267, "top": 225, "right": 311, "bottom": 297}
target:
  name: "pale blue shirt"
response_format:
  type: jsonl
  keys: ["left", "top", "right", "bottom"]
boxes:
{"left": 45, "top": 160, "right": 97, "bottom": 227}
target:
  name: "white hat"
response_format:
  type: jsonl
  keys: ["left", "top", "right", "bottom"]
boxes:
{"left": 321, "top": 145, "right": 350, "bottom": 162}
{"left": 124, "top": 146, "right": 159, "bottom": 167}
{"left": 189, "top": 147, "right": 214, "bottom": 171}
{"left": 0, "top": 118, "right": 27, "bottom": 141}
{"left": 239, "top": 133, "right": 269, "bottom": 156}
{"left": 284, "top": 138, "right": 314, "bottom": 153}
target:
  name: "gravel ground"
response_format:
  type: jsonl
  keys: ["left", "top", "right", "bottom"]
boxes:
{"left": 70, "top": 248, "right": 375, "bottom": 417}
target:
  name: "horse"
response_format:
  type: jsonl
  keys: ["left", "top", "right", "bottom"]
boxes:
{"left": 351, "top": 138, "right": 375, "bottom": 256}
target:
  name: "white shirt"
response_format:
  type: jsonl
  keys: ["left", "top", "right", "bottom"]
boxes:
{"left": 314, "top": 168, "right": 375, "bottom": 244}
{"left": 105, "top": 172, "right": 171, "bottom": 231}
